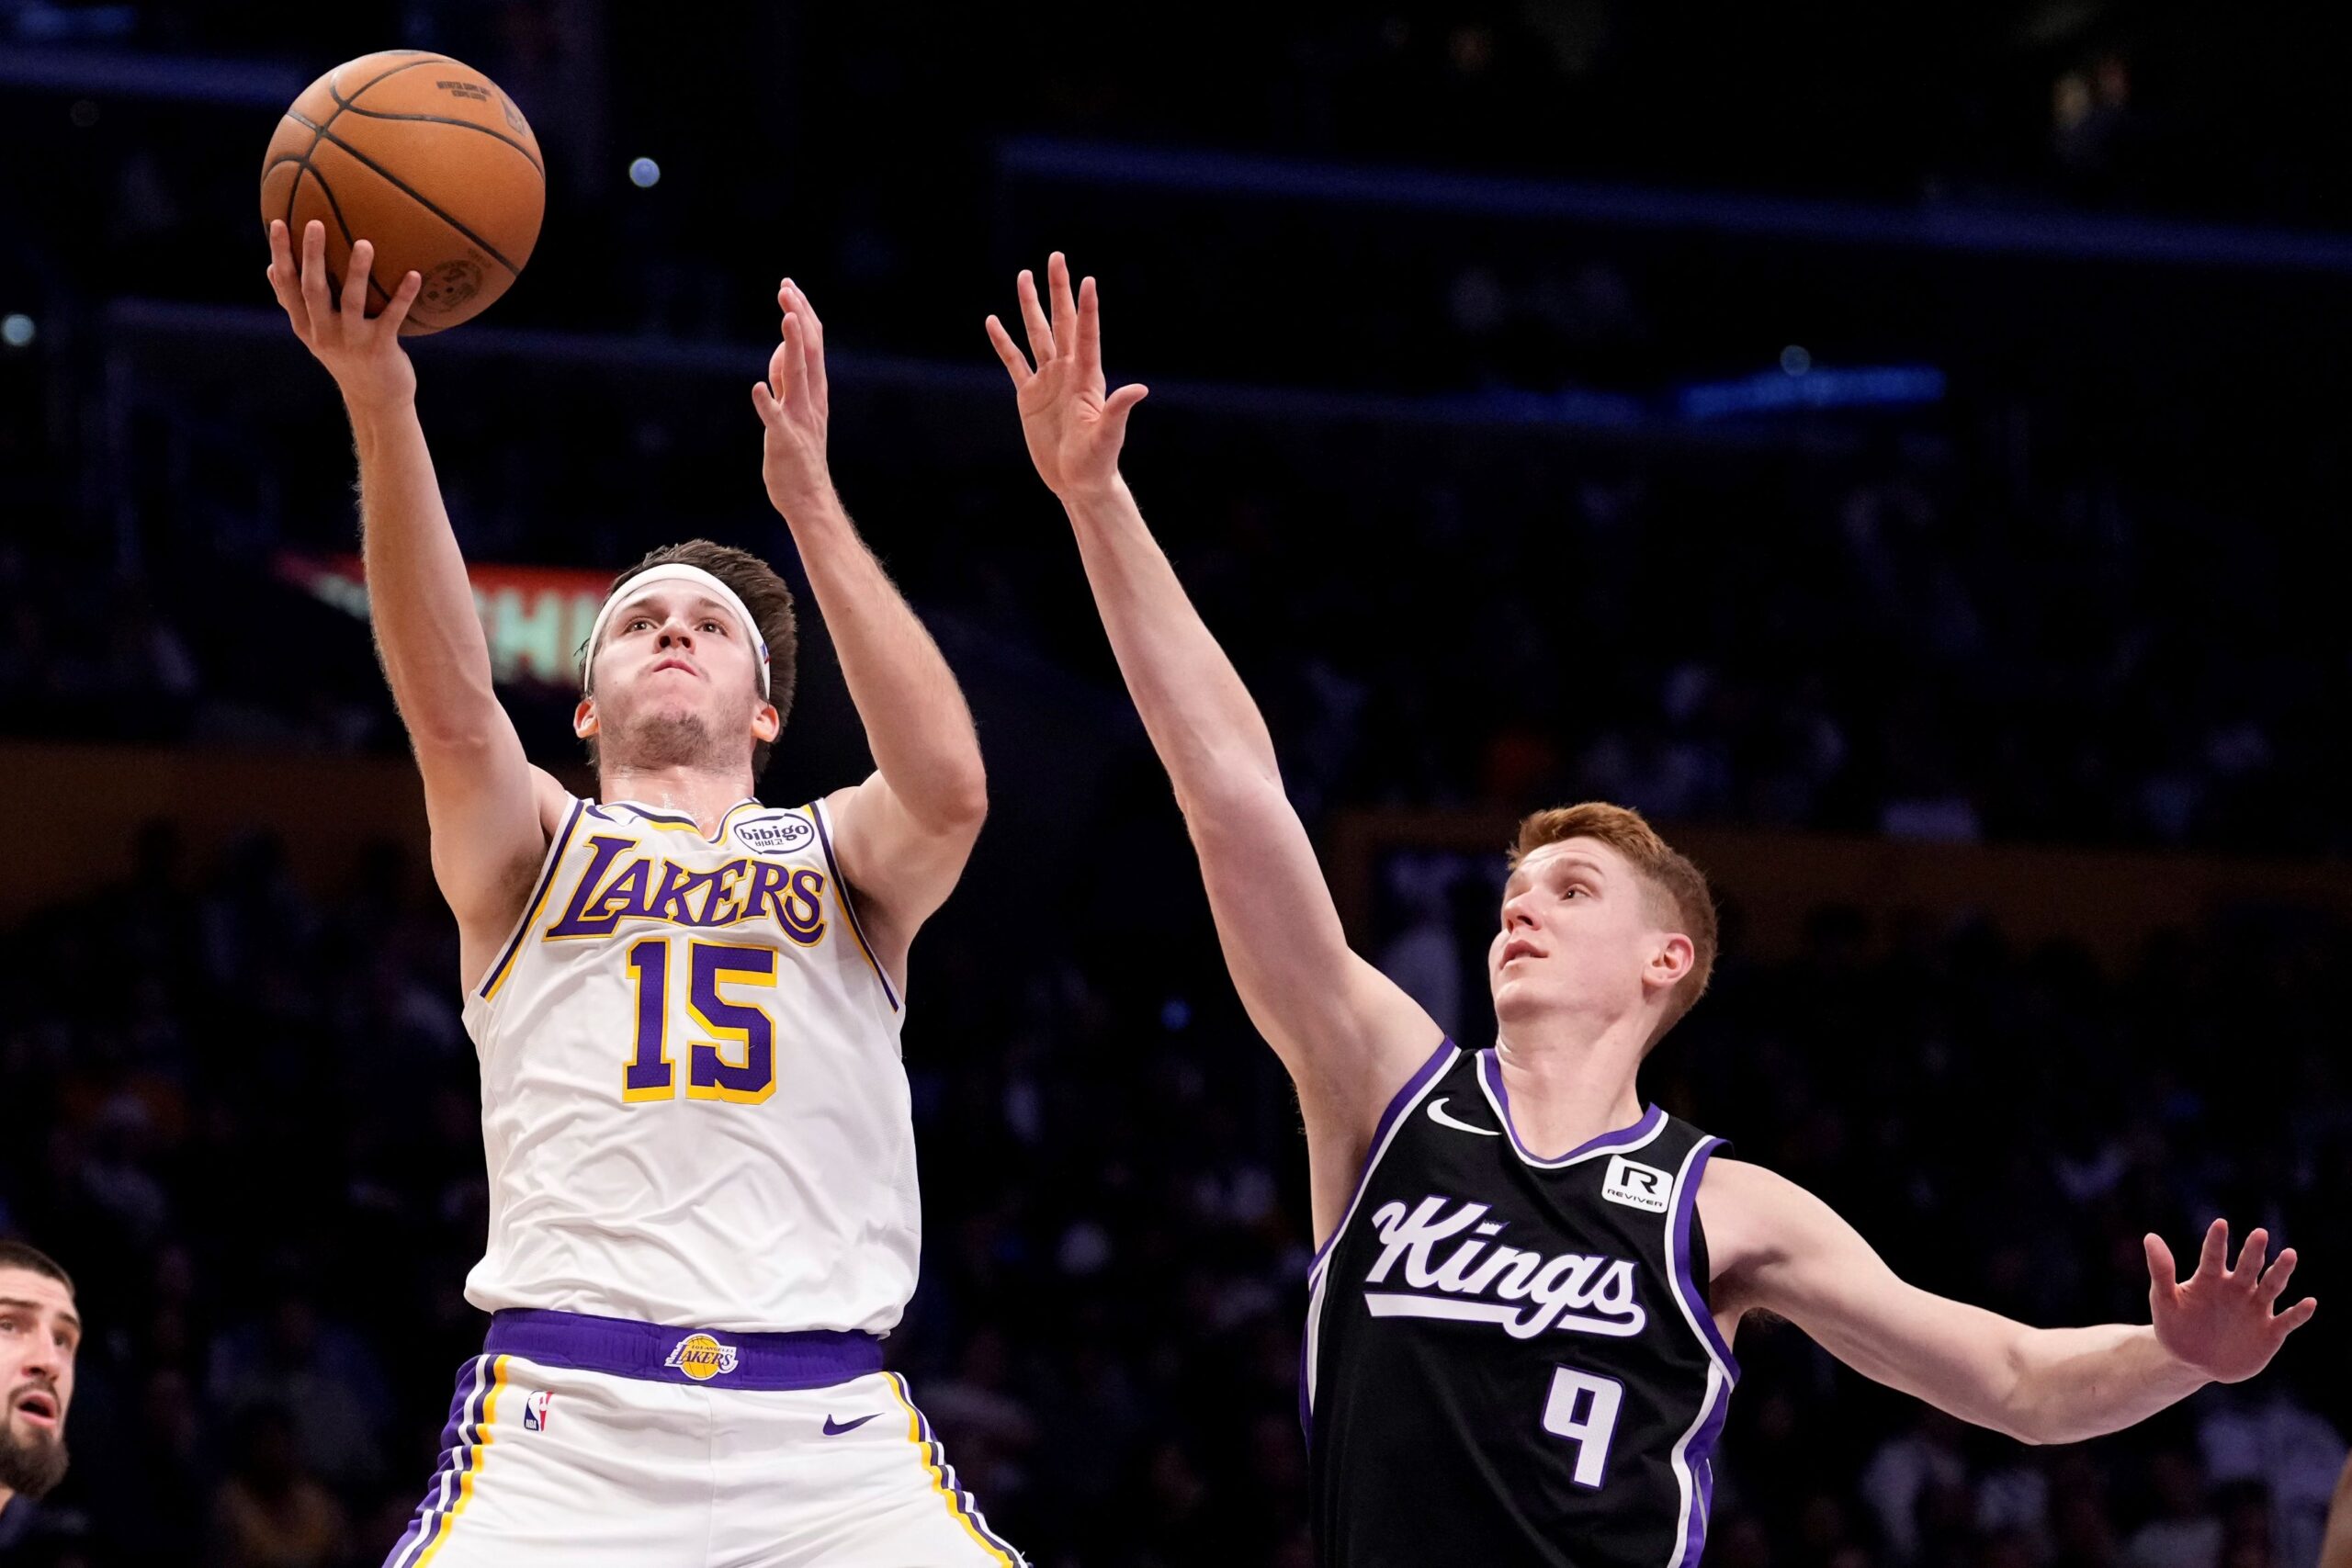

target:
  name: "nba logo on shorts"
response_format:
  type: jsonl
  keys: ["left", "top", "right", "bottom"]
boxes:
{"left": 664, "top": 1332, "right": 741, "bottom": 1382}
{"left": 522, "top": 1390, "right": 554, "bottom": 1431}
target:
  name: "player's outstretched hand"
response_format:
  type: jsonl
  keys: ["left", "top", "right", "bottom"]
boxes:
{"left": 265, "top": 219, "right": 423, "bottom": 411}
{"left": 2145, "top": 1219, "right": 2315, "bottom": 1383}
{"left": 986, "top": 251, "right": 1148, "bottom": 502}
{"left": 751, "top": 278, "right": 834, "bottom": 519}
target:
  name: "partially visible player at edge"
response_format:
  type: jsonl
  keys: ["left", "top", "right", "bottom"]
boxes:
{"left": 987, "top": 252, "right": 2317, "bottom": 1568}
{"left": 266, "top": 220, "right": 1025, "bottom": 1567}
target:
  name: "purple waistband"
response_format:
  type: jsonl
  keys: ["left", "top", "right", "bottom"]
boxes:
{"left": 484, "top": 1308, "right": 884, "bottom": 1392}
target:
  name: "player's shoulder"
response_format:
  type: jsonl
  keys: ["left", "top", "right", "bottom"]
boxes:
{"left": 1693, "top": 1156, "right": 1850, "bottom": 1280}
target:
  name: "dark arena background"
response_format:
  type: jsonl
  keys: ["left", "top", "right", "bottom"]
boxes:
{"left": 4, "top": 5, "right": 2351, "bottom": 1565}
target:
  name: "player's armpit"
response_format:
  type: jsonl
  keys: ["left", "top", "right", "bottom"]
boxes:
{"left": 817, "top": 771, "right": 984, "bottom": 992}
{"left": 1699, "top": 1159, "right": 2045, "bottom": 1440}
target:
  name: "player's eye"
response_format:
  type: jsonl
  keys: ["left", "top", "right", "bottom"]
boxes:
{"left": 626, "top": 617, "right": 652, "bottom": 633}
{"left": 700, "top": 620, "right": 725, "bottom": 635}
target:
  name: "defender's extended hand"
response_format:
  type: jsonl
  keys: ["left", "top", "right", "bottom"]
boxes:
{"left": 2146, "top": 1220, "right": 2316, "bottom": 1382}
{"left": 265, "top": 219, "right": 423, "bottom": 411}
{"left": 751, "top": 278, "right": 834, "bottom": 519}
{"left": 986, "top": 251, "right": 1148, "bottom": 502}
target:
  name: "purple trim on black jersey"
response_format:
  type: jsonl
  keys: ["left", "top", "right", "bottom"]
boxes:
{"left": 1669, "top": 1136, "right": 1740, "bottom": 1378}
{"left": 808, "top": 797, "right": 902, "bottom": 1014}
{"left": 1676, "top": 1371, "right": 1733, "bottom": 1568}
{"left": 1306, "top": 1036, "right": 1458, "bottom": 1282}
{"left": 1477, "top": 1050, "right": 1665, "bottom": 1168}
{"left": 476, "top": 796, "right": 584, "bottom": 999}
{"left": 483, "top": 1306, "right": 882, "bottom": 1391}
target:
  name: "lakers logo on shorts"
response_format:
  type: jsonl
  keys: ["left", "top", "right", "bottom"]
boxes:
{"left": 663, "top": 1332, "right": 740, "bottom": 1382}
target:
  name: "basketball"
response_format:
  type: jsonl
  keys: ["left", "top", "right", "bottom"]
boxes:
{"left": 259, "top": 51, "right": 545, "bottom": 335}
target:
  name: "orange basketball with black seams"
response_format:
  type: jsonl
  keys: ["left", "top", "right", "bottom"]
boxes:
{"left": 259, "top": 51, "right": 546, "bottom": 334}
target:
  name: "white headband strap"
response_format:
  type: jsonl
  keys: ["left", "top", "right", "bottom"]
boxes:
{"left": 581, "top": 562, "right": 771, "bottom": 697}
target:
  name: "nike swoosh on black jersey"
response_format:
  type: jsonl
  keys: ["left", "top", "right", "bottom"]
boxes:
{"left": 1426, "top": 1097, "right": 1500, "bottom": 1136}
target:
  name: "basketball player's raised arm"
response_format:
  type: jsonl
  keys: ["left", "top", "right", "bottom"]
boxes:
{"left": 266, "top": 220, "right": 561, "bottom": 981}
{"left": 987, "top": 255, "right": 1441, "bottom": 1159}
{"left": 1703, "top": 1158, "right": 2316, "bottom": 1445}
{"left": 752, "top": 281, "right": 987, "bottom": 973}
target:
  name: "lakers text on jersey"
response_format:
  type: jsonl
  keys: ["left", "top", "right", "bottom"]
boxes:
{"left": 1306, "top": 1042, "right": 1737, "bottom": 1568}
{"left": 461, "top": 796, "right": 917, "bottom": 1334}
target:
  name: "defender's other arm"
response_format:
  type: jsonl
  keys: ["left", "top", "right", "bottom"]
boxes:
{"left": 266, "top": 220, "right": 563, "bottom": 984}
{"left": 987, "top": 254, "right": 1439, "bottom": 1230}
{"left": 1703, "top": 1159, "right": 2316, "bottom": 1445}
{"left": 752, "top": 281, "right": 987, "bottom": 981}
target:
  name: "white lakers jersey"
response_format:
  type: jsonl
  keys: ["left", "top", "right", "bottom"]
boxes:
{"left": 460, "top": 795, "right": 918, "bottom": 1335}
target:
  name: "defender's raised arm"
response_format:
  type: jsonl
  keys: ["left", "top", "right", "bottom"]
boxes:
{"left": 987, "top": 254, "right": 1438, "bottom": 1239}
{"left": 754, "top": 281, "right": 987, "bottom": 982}
{"left": 266, "top": 219, "right": 556, "bottom": 984}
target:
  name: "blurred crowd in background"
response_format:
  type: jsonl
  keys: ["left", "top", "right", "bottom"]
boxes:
{"left": 4, "top": 2, "right": 2349, "bottom": 1565}
{"left": 0, "top": 823, "right": 2342, "bottom": 1566}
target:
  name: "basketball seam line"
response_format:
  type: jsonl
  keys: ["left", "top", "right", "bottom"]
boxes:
{"left": 277, "top": 55, "right": 449, "bottom": 306}
{"left": 330, "top": 104, "right": 543, "bottom": 176}
{"left": 270, "top": 147, "right": 391, "bottom": 305}
{"left": 305, "top": 159, "right": 394, "bottom": 305}
{"left": 308, "top": 124, "right": 525, "bottom": 277}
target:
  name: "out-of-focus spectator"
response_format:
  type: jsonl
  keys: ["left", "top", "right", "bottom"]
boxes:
{"left": 209, "top": 1403, "right": 345, "bottom": 1568}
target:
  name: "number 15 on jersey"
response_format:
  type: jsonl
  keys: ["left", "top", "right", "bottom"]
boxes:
{"left": 622, "top": 938, "right": 779, "bottom": 1104}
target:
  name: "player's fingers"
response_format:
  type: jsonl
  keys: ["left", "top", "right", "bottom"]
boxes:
{"left": 984, "top": 316, "right": 1032, "bottom": 383}
{"left": 1047, "top": 251, "right": 1079, "bottom": 348}
{"left": 765, "top": 336, "right": 794, "bottom": 403}
{"left": 2197, "top": 1218, "right": 2230, "bottom": 1278}
{"left": 751, "top": 379, "right": 781, "bottom": 424}
{"left": 2233, "top": 1227, "right": 2268, "bottom": 1283}
{"left": 298, "top": 220, "right": 332, "bottom": 333}
{"left": 786, "top": 280, "right": 829, "bottom": 407}
{"left": 1103, "top": 382, "right": 1149, "bottom": 431}
{"left": 341, "top": 240, "right": 374, "bottom": 320}
{"left": 265, "top": 226, "right": 307, "bottom": 326}
{"left": 379, "top": 270, "right": 424, "bottom": 337}
{"left": 2258, "top": 1247, "right": 2299, "bottom": 1302}
{"left": 2143, "top": 1233, "right": 2180, "bottom": 1296}
{"left": 1077, "top": 276, "right": 1105, "bottom": 378}
{"left": 1016, "top": 269, "right": 1056, "bottom": 364}
{"left": 266, "top": 220, "right": 300, "bottom": 300}
{"left": 2276, "top": 1296, "right": 2317, "bottom": 1336}
{"left": 779, "top": 313, "right": 811, "bottom": 407}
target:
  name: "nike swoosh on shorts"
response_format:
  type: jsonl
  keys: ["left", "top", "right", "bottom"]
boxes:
{"left": 823, "top": 1413, "right": 881, "bottom": 1436}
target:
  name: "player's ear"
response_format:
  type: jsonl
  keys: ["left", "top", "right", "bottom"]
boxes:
{"left": 751, "top": 701, "right": 780, "bottom": 744}
{"left": 1646, "top": 932, "right": 1694, "bottom": 993}
{"left": 573, "top": 695, "right": 599, "bottom": 740}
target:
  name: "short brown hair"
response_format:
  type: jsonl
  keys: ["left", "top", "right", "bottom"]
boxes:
{"left": 0, "top": 1239, "right": 74, "bottom": 1298}
{"left": 582, "top": 540, "right": 800, "bottom": 780}
{"left": 1510, "top": 802, "right": 1717, "bottom": 1046}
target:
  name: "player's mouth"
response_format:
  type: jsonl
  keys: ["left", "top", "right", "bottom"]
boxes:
{"left": 1500, "top": 938, "right": 1544, "bottom": 966}
{"left": 647, "top": 657, "right": 701, "bottom": 679}
{"left": 11, "top": 1389, "right": 59, "bottom": 1428}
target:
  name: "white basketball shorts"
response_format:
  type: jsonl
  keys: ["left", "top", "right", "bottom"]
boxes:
{"left": 380, "top": 1309, "right": 1024, "bottom": 1568}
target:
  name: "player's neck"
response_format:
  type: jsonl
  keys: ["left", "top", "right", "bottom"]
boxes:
{"left": 598, "top": 764, "right": 757, "bottom": 835}
{"left": 1488, "top": 1016, "right": 1647, "bottom": 1161}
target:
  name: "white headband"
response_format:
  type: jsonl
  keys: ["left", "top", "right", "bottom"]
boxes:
{"left": 581, "top": 562, "right": 772, "bottom": 697}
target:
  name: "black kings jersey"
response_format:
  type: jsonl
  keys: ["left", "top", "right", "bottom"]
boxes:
{"left": 1306, "top": 1042, "right": 1737, "bottom": 1568}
